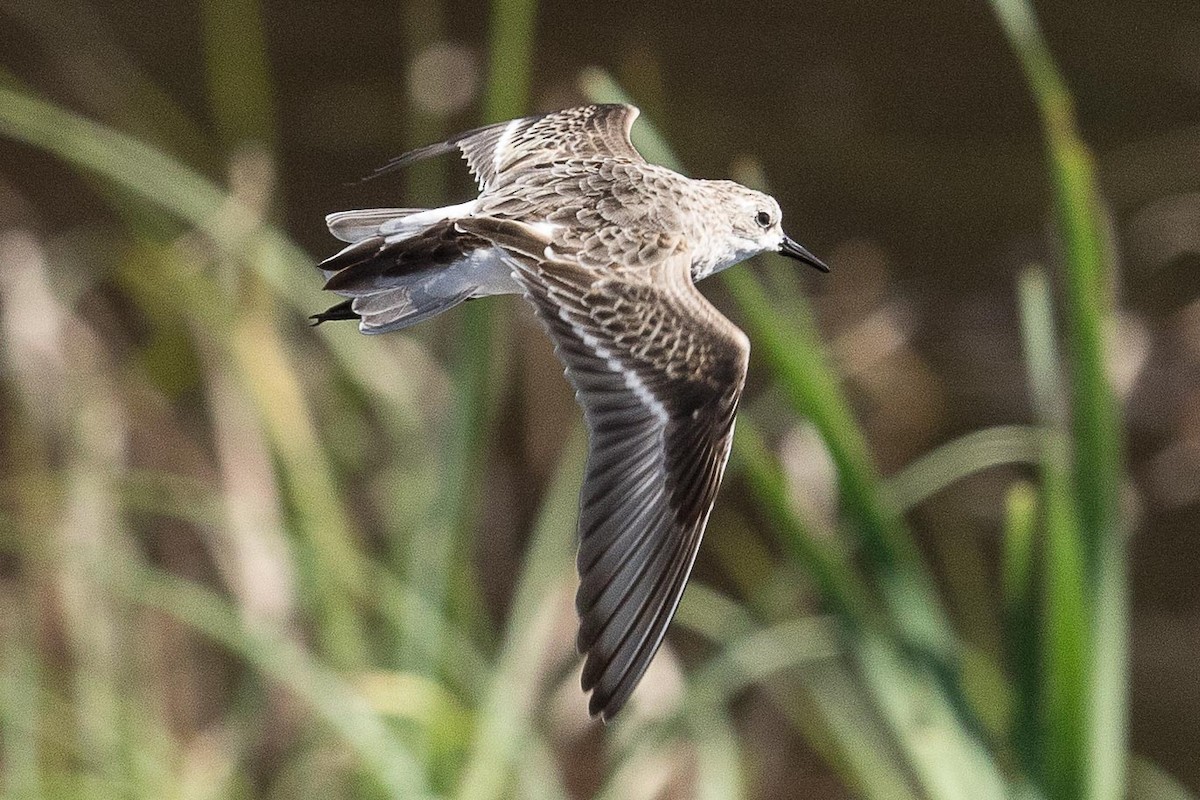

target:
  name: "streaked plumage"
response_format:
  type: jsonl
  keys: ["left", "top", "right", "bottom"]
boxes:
{"left": 315, "top": 104, "right": 828, "bottom": 720}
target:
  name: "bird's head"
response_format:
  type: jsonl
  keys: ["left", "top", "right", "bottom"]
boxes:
{"left": 700, "top": 181, "right": 829, "bottom": 278}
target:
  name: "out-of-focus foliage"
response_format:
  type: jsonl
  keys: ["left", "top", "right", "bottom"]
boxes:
{"left": 0, "top": 0, "right": 1197, "bottom": 798}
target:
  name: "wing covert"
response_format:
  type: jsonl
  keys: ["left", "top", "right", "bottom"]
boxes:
{"left": 373, "top": 104, "right": 645, "bottom": 191}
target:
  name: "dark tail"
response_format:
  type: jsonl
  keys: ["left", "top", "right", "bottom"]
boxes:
{"left": 309, "top": 299, "right": 360, "bottom": 326}
{"left": 315, "top": 222, "right": 484, "bottom": 334}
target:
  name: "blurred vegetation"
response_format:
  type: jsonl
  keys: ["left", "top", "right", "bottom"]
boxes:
{"left": 0, "top": 0, "right": 1196, "bottom": 798}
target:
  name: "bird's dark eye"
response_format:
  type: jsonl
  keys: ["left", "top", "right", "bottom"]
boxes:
{"left": 755, "top": 210, "right": 772, "bottom": 227}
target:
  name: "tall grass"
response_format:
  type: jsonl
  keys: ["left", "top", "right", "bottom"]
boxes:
{"left": 988, "top": 4, "right": 1128, "bottom": 799}
{"left": 0, "top": 0, "right": 1186, "bottom": 798}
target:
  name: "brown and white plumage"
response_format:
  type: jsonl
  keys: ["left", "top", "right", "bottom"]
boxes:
{"left": 316, "top": 104, "right": 828, "bottom": 720}
{"left": 373, "top": 104, "right": 646, "bottom": 192}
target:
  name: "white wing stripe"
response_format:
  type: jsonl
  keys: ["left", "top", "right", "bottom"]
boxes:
{"left": 493, "top": 119, "right": 521, "bottom": 175}
{"left": 560, "top": 309, "right": 670, "bottom": 426}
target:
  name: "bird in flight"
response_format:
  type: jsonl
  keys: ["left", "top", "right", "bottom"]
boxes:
{"left": 314, "top": 104, "right": 828, "bottom": 720}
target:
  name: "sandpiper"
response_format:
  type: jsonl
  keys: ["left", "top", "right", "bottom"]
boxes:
{"left": 314, "top": 104, "right": 828, "bottom": 720}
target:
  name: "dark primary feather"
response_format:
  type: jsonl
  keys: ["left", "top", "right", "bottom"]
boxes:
{"left": 371, "top": 104, "right": 645, "bottom": 191}
{"left": 458, "top": 217, "right": 749, "bottom": 720}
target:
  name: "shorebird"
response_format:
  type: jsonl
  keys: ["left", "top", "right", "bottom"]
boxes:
{"left": 314, "top": 104, "right": 828, "bottom": 720}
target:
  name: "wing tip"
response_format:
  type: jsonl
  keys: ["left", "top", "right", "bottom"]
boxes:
{"left": 578, "top": 632, "right": 645, "bottom": 723}
{"left": 588, "top": 694, "right": 617, "bottom": 723}
{"left": 584, "top": 667, "right": 635, "bottom": 723}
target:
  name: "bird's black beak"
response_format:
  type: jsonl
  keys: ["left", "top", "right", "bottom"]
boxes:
{"left": 778, "top": 235, "right": 830, "bottom": 273}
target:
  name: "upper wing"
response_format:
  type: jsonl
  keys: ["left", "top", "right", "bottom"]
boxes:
{"left": 458, "top": 217, "right": 749, "bottom": 720}
{"left": 373, "top": 104, "right": 645, "bottom": 192}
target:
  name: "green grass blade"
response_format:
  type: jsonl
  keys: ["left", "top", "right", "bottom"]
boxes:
{"left": 0, "top": 85, "right": 329, "bottom": 326}
{"left": 0, "top": 0, "right": 220, "bottom": 172}
{"left": 1010, "top": 276, "right": 1104, "bottom": 800}
{"left": 733, "top": 419, "right": 876, "bottom": 628}
{"left": 688, "top": 615, "right": 840, "bottom": 707}
{"left": 398, "top": 0, "right": 449, "bottom": 204}
{"left": 1018, "top": 263, "right": 1089, "bottom": 797}
{"left": 482, "top": 0, "right": 538, "bottom": 123}
{"left": 1002, "top": 480, "right": 1040, "bottom": 775}
{"left": 0, "top": 85, "right": 229, "bottom": 231}
{"left": 1017, "top": 268, "right": 1068, "bottom": 423}
{"left": 986, "top": 4, "right": 1122, "bottom": 555}
{"left": 672, "top": 582, "right": 756, "bottom": 642}
{"left": 858, "top": 635, "right": 1009, "bottom": 800}
{"left": 988, "top": 4, "right": 1127, "bottom": 796}
{"left": 425, "top": 319, "right": 492, "bottom": 638}
{"left": 722, "top": 152, "right": 958, "bottom": 668}
{"left": 798, "top": 663, "right": 924, "bottom": 800}
{"left": 1089, "top": 547, "right": 1129, "bottom": 800}
{"left": 693, "top": 712, "right": 745, "bottom": 800}
{"left": 0, "top": 84, "right": 308, "bottom": 317}
{"left": 884, "top": 424, "right": 1046, "bottom": 513}
{"left": 675, "top": 593, "right": 921, "bottom": 800}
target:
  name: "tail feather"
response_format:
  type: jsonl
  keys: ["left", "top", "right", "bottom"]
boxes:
{"left": 325, "top": 208, "right": 425, "bottom": 243}
{"left": 353, "top": 286, "right": 474, "bottom": 334}
{"left": 309, "top": 299, "right": 360, "bottom": 326}
{"left": 324, "top": 201, "right": 476, "bottom": 244}
{"left": 316, "top": 202, "right": 505, "bottom": 335}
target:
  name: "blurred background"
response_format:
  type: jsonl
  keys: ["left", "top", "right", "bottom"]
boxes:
{"left": 1, "top": 0, "right": 1198, "bottom": 798}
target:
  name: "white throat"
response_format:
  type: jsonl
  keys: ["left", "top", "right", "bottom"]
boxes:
{"left": 690, "top": 236, "right": 766, "bottom": 282}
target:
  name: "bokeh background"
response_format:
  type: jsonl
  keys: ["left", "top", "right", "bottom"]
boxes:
{"left": 1, "top": 0, "right": 1198, "bottom": 798}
